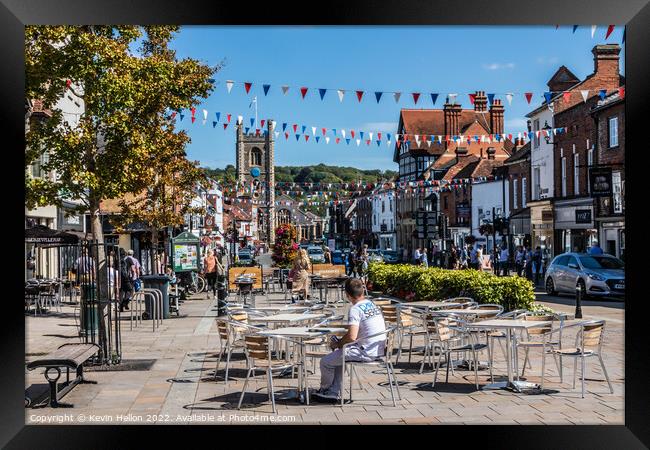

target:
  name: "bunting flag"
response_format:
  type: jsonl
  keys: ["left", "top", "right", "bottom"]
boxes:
{"left": 292, "top": 124, "right": 298, "bottom": 133}
{"left": 315, "top": 136, "right": 320, "bottom": 143}
{"left": 468, "top": 93, "right": 476, "bottom": 105}
{"left": 300, "top": 87, "right": 308, "bottom": 99}
{"left": 430, "top": 93, "right": 439, "bottom": 105}
{"left": 282, "top": 85, "right": 290, "bottom": 95}
{"left": 261, "top": 119, "right": 266, "bottom": 128}
{"left": 356, "top": 139, "right": 361, "bottom": 146}
{"left": 223, "top": 123, "right": 228, "bottom": 129}
{"left": 170, "top": 111, "right": 177, "bottom": 120}
{"left": 572, "top": 25, "right": 579, "bottom": 33}
{"left": 605, "top": 25, "right": 615, "bottom": 40}
{"left": 337, "top": 90, "right": 345, "bottom": 102}
{"left": 393, "top": 92, "right": 401, "bottom": 103}
{"left": 505, "top": 93, "right": 513, "bottom": 105}
{"left": 319, "top": 88, "right": 327, "bottom": 100}
{"left": 212, "top": 121, "right": 217, "bottom": 128}
{"left": 345, "top": 138, "right": 350, "bottom": 145}
{"left": 321, "top": 127, "right": 327, "bottom": 136}
{"left": 336, "top": 138, "right": 340, "bottom": 144}
{"left": 487, "top": 93, "right": 495, "bottom": 105}
{"left": 599, "top": 89, "right": 607, "bottom": 100}
{"left": 65, "top": 79, "right": 72, "bottom": 89}
{"left": 244, "top": 82, "right": 252, "bottom": 94}
{"left": 356, "top": 91, "right": 364, "bottom": 102}
{"left": 227, "top": 114, "right": 232, "bottom": 122}
{"left": 580, "top": 90, "right": 589, "bottom": 102}
{"left": 215, "top": 112, "right": 220, "bottom": 122}
{"left": 341, "top": 129, "right": 346, "bottom": 138}
{"left": 191, "top": 117, "right": 196, "bottom": 123}
{"left": 448, "top": 93, "right": 457, "bottom": 103}
{"left": 619, "top": 87, "right": 625, "bottom": 98}
{"left": 250, "top": 118, "right": 255, "bottom": 127}
{"left": 295, "top": 134, "right": 300, "bottom": 141}
{"left": 325, "top": 137, "right": 330, "bottom": 144}
{"left": 245, "top": 127, "right": 250, "bottom": 134}
{"left": 305, "top": 135, "right": 310, "bottom": 142}
{"left": 312, "top": 126, "right": 317, "bottom": 136}
{"left": 360, "top": 131, "right": 364, "bottom": 140}
{"left": 263, "top": 84, "right": 271, "bottom": 96}
{"left": 190, "top": 107, "right": 196, "bottom": 117}
{"left": 226, "top": 80, "right": 234, "bottom": 93}
{"left": 179, "top": 114, "right": 184, "bottom": 121}
{"left": 375, "top": 92, "right": 383, "bottom": 103}
{"left": 524, "top": 92, "right": 533, "bottom": 104}
{"left": 285, "top": 132, "right": 289, "bottom": 140}
{"left": 591, "top": 25, "right": 597, "bottom": 38}
{"left": 301, "top": 125, "right": 307, "bottom": 133}
{"left": 544, "top": 92, "right": 552, "bottom": 104}
{"left": 350, "top": 130, "right": 355, "bottom": 138}
{"left": 563, "top": 92, "right": 571, "bottom": 103}
{"left": 412, "top": 92, "right": 421, "bottom": 104}
{"left": 282, "top": 122, "right": 287, "bottom": 131}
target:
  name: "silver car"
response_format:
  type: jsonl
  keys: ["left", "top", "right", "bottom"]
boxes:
{"left": 545, "top": 252, "right": 625, "bottom": 298}
{"left": 307, "top": 246, "right": 325, "bottom": 263}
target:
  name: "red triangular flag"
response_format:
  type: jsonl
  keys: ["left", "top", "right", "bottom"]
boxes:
{"left": 336, "top": 138, "right": 340, "bottom": 144}
{"left": 322, "top": 128, "right": 326, "bottom": 136}
{"left": 377, "top": 132, "right": 382, "bottom": 140}
{"left": 350, "top": 130, "right": 355, "bottom": 138}
{"left": 171, "top": 112, "right": 177, "bottom": 119}
{"left": 525, "top": 93, "right": 533, "bottom": 104}
{"left": 191, "top": 107, "right": 196, "bottom": 116}
{"left": 255, "top": 129, "right": 260, "bottom": 136}
{"left": 563, "top": 92, "right": 571, "bottom": 103}
{"left": 412, "top": 93, "right": 421, "bottom": 104}
{"left": 305, "top": 135, "right": 310, "bottom": 142}
{"left": 244, "top": 82, "right": 252, "bottom": 94}
{"left": 366, "top": 140, "right": 371, "bottom": 146}
{"left": 227, "top": 114, "right": 232, "bottom": 122}
{"left": 285, "top": 132, "right": 289, "bottom": 140}
{"left": 293, "top": 124, "right": 298, "bottom": 133}
{"left": 468, "top": 93, "right": 476, "bottom": 105}
{"left": 356, "top": 91, "right": 364, "bottom": 102}
{"left": 65, "top": 79, "right": 71, "bottom": 89}
{"left": 260, "top": 119, "right": 266, "bottom": 128}
{"left": 223, "top": 123, "right": 228, "bottom": 129}
{"left": 300, "top": 87, "right": 308, "bottom": 99}
{"left": 618, "top": 87, "right": 625, "bottom": 98}
{"left": 605, "top": 25, "right": 615, "bottom": 40}
{"left": 191, "top": 117, "right": 196, "bottom": 123}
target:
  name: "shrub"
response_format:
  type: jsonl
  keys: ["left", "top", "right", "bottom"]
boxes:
{"left": 367, "top": 263, "right": 535, "bottom": 311}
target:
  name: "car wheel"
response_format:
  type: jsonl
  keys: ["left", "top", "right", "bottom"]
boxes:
{"left": 545, "top": 277, "right": 557, "bottom": 296}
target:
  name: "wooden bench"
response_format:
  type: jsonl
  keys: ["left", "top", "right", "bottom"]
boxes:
{"left": 26, "top": 343, "right": 99, "bottom": 408}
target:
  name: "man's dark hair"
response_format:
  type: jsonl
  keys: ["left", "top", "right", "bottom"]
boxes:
{"left": 344, "top": 278, "right": 365, "bottom": 299}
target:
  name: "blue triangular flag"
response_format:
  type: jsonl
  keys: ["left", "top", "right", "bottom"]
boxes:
{"left": 376, "top": 140, "right": 381, "bottom": 146}
{"left": 302, "top": 125, "right": 307, "bottom": 133}
{"left": 296, "top": 134, "right": 300, "bottom": 141}
{"left": 599, "top": 89, "right": 607, "bottom": 100}
{"left": 528, "top": 132, "right": 534, "bottom": 140}
{"left": 345, "top": 138, "right": 351, "bottom": 145}
{"left": 282, "top": 123, "right": 287, "bottom": 132}
{"left": 487, "top": 93, "right": 495, "bottom": 105}
{"left": 245, "top": 127, "right": 250, "bottom": 134}
{"left": 319, "top": 88, "right": 327, "bottom": 100}
{"left": 263, "top": 130, "right": 268, "bottom": 136}
{"left": 360, "top": 131, "right": 364, "bottom": 140}
{"left": 573, "top": 25, "right": 579, "bottom": 33}
{"left": 544, "top": 92, "right": 552, "bottom": 103}
{"left": 375, "top": 92, "right": 383, "bottom": 103}
{"left": 212, "top": 121, "right": 217, "bottom": 128}
{"left": 179, "top": 114, "right": 185, "bottom": 121}
{"left": 430, "top": 93, "right": 439, "bottom": 105}
{"left": 315, "top": 136, "right": 320, "bottom": 143}
{"left": 387, "top": 133, "right": 391, "bottom": 141}
{"left": 332, "top": 128, "right": 337, "bottom": 136}
{"left": 208, "top": 78, "right": 215, "bottom": 83}
{"left": 263, "top": 84, "right": 270, "bottom": 96}
{"left": 250, "top": 118, "right": 255, "bottom": 127}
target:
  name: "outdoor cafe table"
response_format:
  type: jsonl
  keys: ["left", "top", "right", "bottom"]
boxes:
{"left": 249, "top": 313, "right": 325, "bottom": 324}
{"left": 310, "top": 276, "right": 348, "bottom": 305}
{"left": 257, "top": 326, "right": 347, "bottom": 404}
{"left": 398, "top": 301, "right": 463, "bottom": 311}
{"left": 465, "top": 318, "right": 552, "bottom": 393}
{"left": 228, "top": 305, "right": 310, "bottom": 313}
{"left": 433, "top": 309, "right": 502, "bottom": 318}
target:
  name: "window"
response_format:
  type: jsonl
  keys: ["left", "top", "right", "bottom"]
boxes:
{"left": 533, "top": 119, "right": 540, "bottom": 148}
{"left": 612, "top": 171, "right": 623, "bottom": 214}
{"left": 608, "top": 116, "right": 619, "bottom": 148}
{"left": 567, "top": 256, "right": 579, "bottom": 268}
{"left": 587, "top": 148, "right": 593, "bottom": 194}
{"left": 389, "top": 199, "right": 393, "bottom": 212}
{"left": 533, "top": 167, "right": 540, "bottom": 200}
{"left": 561, "top": 157, "right": 567, "bottom": 196}
{"left": 513, "top": 179, "right": 518, "bottom": 209}
{"left": 250, "top": 147, "right": 262, "bottom": 166}
{"left": 522, "top": 177, "right": 527, "bottom": 208}
{"left": 574, "top": 154, "right": 579, "bottom": 195}
{"left": 382, "top": 201, "right": 385, "bottom": 213}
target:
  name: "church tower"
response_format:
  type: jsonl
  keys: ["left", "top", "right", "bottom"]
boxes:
{"left": 235, "top": 120, "right": 276, "bottom": 245}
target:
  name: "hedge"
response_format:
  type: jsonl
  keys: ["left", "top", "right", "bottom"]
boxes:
{"left": 367, "top": 263, "right": 536, "bottom": 311}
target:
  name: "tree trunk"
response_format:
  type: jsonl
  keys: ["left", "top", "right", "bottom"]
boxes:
{"left": 90, "top": 202, "right": 110, "bottom": 363}
{"left": 150, "top": 225, "right": 159, "bottom": 274}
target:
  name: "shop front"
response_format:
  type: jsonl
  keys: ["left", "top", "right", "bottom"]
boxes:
{"left": 554, "top": 198, "right": 597, "bottom": 254}
{"left": 509, "top": 208, "right": 531, "bottom": 248}
{"left": 596, "top": 218, "right": 625, "bottom": 259}
{"left": 529, "top": 200, "right": 554, "bottom": 257}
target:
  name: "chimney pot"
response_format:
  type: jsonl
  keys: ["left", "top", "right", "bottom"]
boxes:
{"left": 487, "top": 147, "right": 496, "bottom": 160}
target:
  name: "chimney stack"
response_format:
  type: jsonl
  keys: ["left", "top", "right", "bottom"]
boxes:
{"left": 474, "top": 90, "right": 488, "bottom": 112}
{"left": 455, "top": 147, "right": 468, "bottom": 164}
{"left": 444, "top": 100, "right": 462, "bottom": 136}
{"left": 489, "top": 99, "right": 504, "bottom": 135}
{"left": 592, "top": 44, "right": 621, "bottom": 83}
{"left": 486, "top": 147, "right": 496, "bottom": 160}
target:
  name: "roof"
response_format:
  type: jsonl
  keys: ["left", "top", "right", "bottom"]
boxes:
{"left": 591, "top": 87, "right": 625, "bottom": 114}
{"left": 440, "top": 155, "right": 480, "bottom": 182}
{"left": 452, "top": 158, "right": 504, "bottom": 180}
{"left": 503, "top": 141, "right": 531, "bottom": 165}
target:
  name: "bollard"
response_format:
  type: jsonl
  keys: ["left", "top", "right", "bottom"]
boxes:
{"left": 575, "top": 284, "right": 583, "bottom": 319}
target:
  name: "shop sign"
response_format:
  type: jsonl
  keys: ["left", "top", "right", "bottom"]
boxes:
{"left": 589, "top": 167, "right": 613, "bottom": 198}
{"left": 575, "top": 209, "right": 592, "bottom": 224}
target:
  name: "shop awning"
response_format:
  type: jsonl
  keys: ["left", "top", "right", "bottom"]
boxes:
{"left": 25, "top": 225, "right": 79, "bottom": 244}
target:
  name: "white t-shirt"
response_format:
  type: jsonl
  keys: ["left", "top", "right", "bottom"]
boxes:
{"left": 348, "top": 299, "right": 386, "bottom": 357}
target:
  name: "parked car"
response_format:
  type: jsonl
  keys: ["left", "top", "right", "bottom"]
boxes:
{"left": 367, "top": 249, "right": 384, "bottom": 263}
{"left": 381, "top": 250, "right": 399, "bottom": 264}
{"left": 307, "top": 246, "right": 326, "bottom": 263}
{"left": 545, "top": 252, "right": 624, "bottom": 299}
{"left": 331, "top": 250, "right": 344, "bottom": 265}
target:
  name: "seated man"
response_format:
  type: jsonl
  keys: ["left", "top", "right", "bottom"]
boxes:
{"left": 313, "top": 278, "right": 386, "bottom": 402}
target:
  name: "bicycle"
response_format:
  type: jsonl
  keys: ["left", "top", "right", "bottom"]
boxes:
{"left": 178, "top": 271, "right": 207, "bottom": 295}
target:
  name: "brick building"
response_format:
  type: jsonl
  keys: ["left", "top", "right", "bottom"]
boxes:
{"left": 503, "top": 141, "right": 531, "bottom": 247}
{"left": 591, "top": 89, "right": 625, "bottom": 258}
{"left": 550, "top": 44, "right": 624, "bottom": 254}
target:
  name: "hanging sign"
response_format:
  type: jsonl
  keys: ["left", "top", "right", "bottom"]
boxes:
{"left": 589, "top": 167, "right": 613, "bottom": 198}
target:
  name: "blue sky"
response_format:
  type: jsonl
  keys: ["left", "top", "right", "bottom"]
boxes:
{"left": 169, "top": 26, "right": 625, "bottom": 171}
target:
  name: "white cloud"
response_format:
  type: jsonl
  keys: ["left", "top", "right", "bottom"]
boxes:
{"left": 536, "top": 56, "right": 560, "bottom": 65}
{"left": 505, "top": 118, "right": 528, "bottom": 131}
{"left": 482, "top": 62, "right": 516, "bottom": 70}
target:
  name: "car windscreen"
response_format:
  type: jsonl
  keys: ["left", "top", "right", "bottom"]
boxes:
{"left": 308, "top": 249, "right": 323, "bottom": 254}
{"left": 579, "top": 256, "right": 624, "bottom": 270}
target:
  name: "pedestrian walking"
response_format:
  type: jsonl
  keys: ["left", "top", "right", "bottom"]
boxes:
{"left": 203, "top": 249, "right": 222, "bottom": 299}
{"left": 449, "top": 245, "right": 459, "bottom": 270}
{"left": 459, "top": 245, "right": 469, "bottom": 269}
{"left": 499, "top": 244, "right": 510, "bottom": 276}
{"left": 524, "top": 246, "right": 534, "bottom": 280}
{"left": 118, "top": 249, "right": 135, "bottom": 312}
{"left": 514, "top": 246, "right": 525, "bottom": 277}
{"left": 420, "top": 248, "right": 429, "bottom": 268}
{"left": 532, "top": 246, "right": 543, "bottom": 286}
{"left": 413, "top": 247, "right": 421, "bottom": 265}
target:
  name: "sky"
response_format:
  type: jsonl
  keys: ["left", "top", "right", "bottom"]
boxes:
{"left": 168, "top": 26, "right": 625, "bottom": 171}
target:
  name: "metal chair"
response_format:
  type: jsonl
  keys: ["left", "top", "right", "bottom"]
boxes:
{"left": 551, "top": 320, "right": 613, "bottom": 398}
{"left": 515, "top": 314, "right": 563, "bottom": 388}
{"left": 446, "top": 297, "right": 478, "bottom": 308}
{"left": 214, "top": 318, "right": 264, "bottom": 386}
{"left": 340, "top": 326, "right": 401, "bottom": 407}
{"left": 395, "top": 305, "right": 427, "bottom": 365}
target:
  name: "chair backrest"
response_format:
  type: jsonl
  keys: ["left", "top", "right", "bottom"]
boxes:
{"left": 475, "top": 304, "right": 503, "bottom": 311}
{"left": 449, "top": 297, "right": 477, "bottom": 308}
{"left": 524, "top": 314, "right": 554, "bottom": 335}
{"left": 216, "top": 319, "right": 229, "bottom": 341}
{"left": 581, "top": 321, "right": 606, "bottom": 349}
{"left": 372, "top": 298, "right": 393, "bottom": 306}
{"left": 379, "top": 304, "right": 399, "bottom": 325}
{"left": 243, "top": 335, "right": 271, "bottom": 363}
{"left": 432, "top": 317, "right": 453, "bottom": 342}
{"left": 397, "top": 307, "right": 418, "bottom": 327}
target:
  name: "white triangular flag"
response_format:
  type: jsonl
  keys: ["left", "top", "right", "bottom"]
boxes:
{"left": 591, "top": 25, "right": 597, "bottom": 38}
{"left": 202, "top": 109, "right": 208, "bottom": 120}
{"left": 580, "top": 90, "right": 589, "bottom": 102}
{"left": 312, "top": 126, "right": 317, "bottom": 136}
{"left": 237, "top": 115, "right": 243, "bottom": 125}
{"left": 387, "top": 140, "right": 391, "bottom": 146}
{"left": 448, "top": 93, "right": 457, "bottom": 103}
{"left": 325, "top": 137, "right": 330, "bottom": 144}
{"left": 356, "top": 139, "right": 361, "bottom": 146}
{"left": 274, "top": 131, "right": 280, "bottom": 138}
{"left": 369, "top": 132, "right": 373, "bottom": 140}
{"left": 337, "top": 90, "right": 345, "bottom": 102}
{"left": 505, "top": 93, "right": 513, "bottom": 105}
{"left": 427, "top": 140, "right": 431, "bottom": 147}
{"left": 202, "top": 119, "right": 206, "bottom": 125}
{"left": 226, "top": 80, "right": 234, "bottom": 93}
{"left": 552, "top": 128, "right": 557, "bottom": 136}
{"left": 281, "top": 85, "right": 290, "bottom": 95}
{"left": 341, "top": 129, "right": 346, "bottom": 138}
{"left": 394, "top": 92, "right": 401, "bottom": 103}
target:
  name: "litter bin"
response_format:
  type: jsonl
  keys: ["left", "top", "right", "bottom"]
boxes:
{"left": 80, "top": 283, "right": 99, "bottom": 336}
{"left": 140, "top": 275, "right": 171, "bottom": 319}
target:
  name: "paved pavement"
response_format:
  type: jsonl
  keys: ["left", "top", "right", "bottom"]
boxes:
{"left": 25, "top": 288, "right": 624, "bottom": 425}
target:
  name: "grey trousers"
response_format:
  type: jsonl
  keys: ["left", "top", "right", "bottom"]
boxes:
{"left": 320, "top": 345, "right": 374, "bottom": 396}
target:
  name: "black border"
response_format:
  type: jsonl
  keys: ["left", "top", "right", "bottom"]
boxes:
{"left": 2, "top": 0, "right": 648, "bottom": 447}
